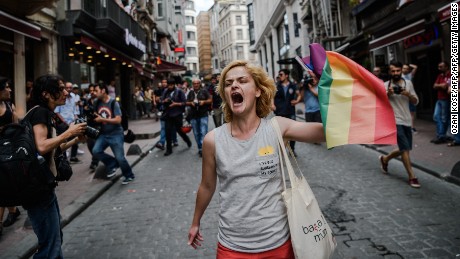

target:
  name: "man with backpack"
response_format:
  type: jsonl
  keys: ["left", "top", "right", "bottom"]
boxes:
{"left": 160, "top": 78, "right": 192, "bottom": 156}
{"left": 92, "top": 83, "right": 135, "bottom": 184}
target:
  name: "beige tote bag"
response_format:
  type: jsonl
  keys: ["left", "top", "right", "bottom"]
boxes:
{"left": 271, "top": 117, "right": 336, "bottom": 259}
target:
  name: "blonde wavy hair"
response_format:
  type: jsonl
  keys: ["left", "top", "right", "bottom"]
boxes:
{"left": 218, "top": 60, "right": 276, "bottom": 123}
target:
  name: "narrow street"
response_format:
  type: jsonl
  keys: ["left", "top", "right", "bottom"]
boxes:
{"left": 59, "top": 137, "right": 460, "bottom": 258}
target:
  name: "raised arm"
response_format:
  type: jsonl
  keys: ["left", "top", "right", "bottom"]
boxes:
{"left": 276, "top": 116, "right": 325, "bottom": 143}
{"left": 188, "top": 130, "right": 217, "bottom": 249}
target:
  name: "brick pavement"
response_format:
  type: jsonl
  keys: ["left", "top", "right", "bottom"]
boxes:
{"left": 1, "top": 114, "right": 459, "bottom": 258}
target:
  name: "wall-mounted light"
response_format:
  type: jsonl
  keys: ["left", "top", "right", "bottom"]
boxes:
{"left": 88, "top": 56, "right": 93, "bottom": 59}
{"left": 79, "top": 52, "right": 84, "bottom": 55}
{"left": 68, "top": 53, "right": 75, "bottom": 57}
{"left": 96, "top": 50, "right": 101, "bottom": 54}
{"left": 75, "top": 41, "right": 81, "bottom": 44}
{"left": 104, "top": 54, "right": 109, "bottom": 58}
{"left": 86, "top": 46, "right": 92, "bottom": 50}
{"left": 128, "top": 64, "right": 132, "bottom": 67}
{"left": 112, "top": 57, "right": 116, "bottom": 61}
{"left": 87, "top": 60, "right": 92, "bottom": 63}
{"left": 122, "top": 62, "right": 126, "bottom": 65}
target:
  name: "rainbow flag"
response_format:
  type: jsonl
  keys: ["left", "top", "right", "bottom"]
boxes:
{"left": 299, "top": 44, "right": 397, "bottom": 149}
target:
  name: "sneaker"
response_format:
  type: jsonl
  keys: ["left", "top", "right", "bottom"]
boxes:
{"left": 379, "top": 155, "right": 388, "bottom": 174}
{"left": 77, "top": 149, "right": 85, "bottom": 155}
{"left": 155, "top": 143, "right": 165, "bottom": 150}
{"left": 107, "top": 168, "right": 118, "bottom": 178}
{"left": 431, "top": 137, "right": 447, "bottom": 144}
{"left": 69, "top": 157, "right": 82, "bottom": 163}
{"left": 409, "top": 178, "right": 421, "bottom": 188}
{"left": 3, "top": 208, "right": 20, "bottom": 227}
{"left": 121, "top": 177, "right": 134, "bottom": 185}
{"left": 198, "top": 150, "right": 202, "bottom": 157}
{"left": 164, "top": 151, "right": 172, "bottom": 156}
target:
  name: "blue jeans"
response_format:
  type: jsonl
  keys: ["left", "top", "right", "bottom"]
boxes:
{"left": 191, "top": 116, "right": 209, "bottom": 151}
{"left": 159, "top": 119, "right": 177, "bottom": 145}
{"left": 26, "top": 192, "right": 63, "bottom": 259}
{"left": 93, "top": 129, "right": 134, "bottom": 179}
{"left": 433, "top": 99, "right": 449, "bottom": 138}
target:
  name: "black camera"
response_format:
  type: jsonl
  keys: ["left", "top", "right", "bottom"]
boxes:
{"left": 75, "top": 117, "right": 100, "bottom": 139}
{"left": 392, "top": 85, "right": 403, "bottom": 95}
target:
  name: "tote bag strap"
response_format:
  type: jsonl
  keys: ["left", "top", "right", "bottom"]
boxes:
{"left": 270, "top": 117, "right": 299, "bottom": 191}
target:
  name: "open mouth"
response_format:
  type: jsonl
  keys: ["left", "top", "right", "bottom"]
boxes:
{"left": 231, "top": 92, "right": 243, "bottom": 104}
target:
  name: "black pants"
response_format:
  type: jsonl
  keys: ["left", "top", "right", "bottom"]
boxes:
{"left": 165, "top": 114, "right": 191, "bottom": 152}
{"left": 87, "top": 137, "right": 99, "bottom": 166}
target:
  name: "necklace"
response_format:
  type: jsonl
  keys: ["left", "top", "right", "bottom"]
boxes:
{"left": 231, "top": 118, "right": 262, "bottom": 138}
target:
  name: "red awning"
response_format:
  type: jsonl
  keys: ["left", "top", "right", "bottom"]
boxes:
{"left": 369, "top": 19, "right": 425, "bottom": 51}
{"left": 156, "top": 59, "right": 187, "bottom": 73}
{"left": 0, "top": 10, "right": 41, "bottom": 41}
{"left": 438, "top": 1, "right": 459, "bottom": 22}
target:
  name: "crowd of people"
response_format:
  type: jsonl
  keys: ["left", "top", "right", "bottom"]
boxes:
{"left": 0, "top": 57, "right": 457, "bottom": 257}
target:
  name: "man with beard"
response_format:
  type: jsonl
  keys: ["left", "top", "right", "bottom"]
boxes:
{"left": 379, "top": 61, "right": 420, "bottom": 188}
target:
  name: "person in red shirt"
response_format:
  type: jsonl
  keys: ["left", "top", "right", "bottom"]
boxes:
{"left": 431, "top": 61, "right": 451, "bottom": 144}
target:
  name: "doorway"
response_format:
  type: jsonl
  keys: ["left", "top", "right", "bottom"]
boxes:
{"left": 410, "top": 47, "right": 442, "bottom": 120}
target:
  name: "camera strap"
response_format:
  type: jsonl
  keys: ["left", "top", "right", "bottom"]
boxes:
{"left": 387, "top": 78, "right": 406, "bottom": 89}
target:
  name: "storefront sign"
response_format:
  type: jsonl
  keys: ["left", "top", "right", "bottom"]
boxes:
{"left": 125, "top": 28, "right": 146, "bottom": 54}
{"left": 403, "top": 25, "right": 439, "bottom": 49}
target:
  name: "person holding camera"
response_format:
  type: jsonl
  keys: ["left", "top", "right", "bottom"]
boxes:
{"left": 380, "top": 61, "right": 420, "bottom": 188}
{"left": 26, "top": 74, "right": 87, "bottom": 258}
{"left": 160, "top": 78, "right": 192, "bottom": 156}
{"left": 301, "top": 70, "right": 322, "bottom": 124}
{"left": 92, "top": 83, "right": 135, "bottom": 184}
{"left": 186, "top": 78, "right": 212, "bottom": 157}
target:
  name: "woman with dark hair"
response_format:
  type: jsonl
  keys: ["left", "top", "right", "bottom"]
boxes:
{"left": 25, "top": 74, "right": 87, "bottom": 258}
{"left": 0, "top": 78, "right": 21, "bottom": 236}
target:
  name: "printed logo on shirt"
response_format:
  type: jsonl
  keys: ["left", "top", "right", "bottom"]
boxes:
{"left": 98, "top": 106, "right": 113, "bottom": 123}
{"left": 255, "top": 148, "right": 279, "bottom": 179}
{"left": 258, "top": 145, "right": 274, "bottom": 156}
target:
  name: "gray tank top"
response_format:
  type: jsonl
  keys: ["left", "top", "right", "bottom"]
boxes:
{"left": 214, "top": 118, "right": 289, "bottom": 252}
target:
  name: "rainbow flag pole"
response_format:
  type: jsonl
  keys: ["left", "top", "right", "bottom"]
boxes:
{"left": 296, "top": 44, "right": 397, "bottom": 149}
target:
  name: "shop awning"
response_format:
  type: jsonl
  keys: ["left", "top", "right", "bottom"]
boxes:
{"left": 0, "top": 10, "right": 41, "bottom": 41}
{"left": 156, "top": 59, "right": 187, "bottom": 73}
{"left": 369, "top": 19, "right": 425, "bottom": 51}
{"left": 438, "top": 0, "right": 459, "bottom": 22}
{"left": 80, "top": 35, "right": 143, "bottom": 72}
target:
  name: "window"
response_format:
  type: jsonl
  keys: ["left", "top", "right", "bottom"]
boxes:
{"left": 237, "top": 29, "right": 243, "bottom": 40}
{"left": 193, "top": 63, "right": 197, "bottom": 72}
{"left": 185, "top": 0, "right": 194, "bottom": 10}
{"left": 237, "top": 46, "right": 244, "bottom": 59}
{"left": 157, "top": 1, "right": 163, "bottom": 17}
{"left": 293, "top": 13, "right": 300, "bottom": 37}
{"left": 186, "top": 16, "right": 195, "bottom": 24}
{"left": 187, "top": 31, "right": 196, "bottom": 40}
{"left": 236, "top": 15, "right": 242, "bottom": 25}
{"left": 187, "top": 47, "right": 197, "bottom": 55}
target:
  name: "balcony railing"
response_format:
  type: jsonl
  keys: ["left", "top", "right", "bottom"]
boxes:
{"left": 78, "top": 0, "right": 145, "bottom": 42}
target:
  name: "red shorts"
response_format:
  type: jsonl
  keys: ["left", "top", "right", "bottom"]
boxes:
{"left": 216, "top": 238, "right": 294, "bottom": 259}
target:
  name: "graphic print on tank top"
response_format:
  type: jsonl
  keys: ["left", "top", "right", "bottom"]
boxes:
{"left": 255, "top": 145, "right": 279, "bottom": 179}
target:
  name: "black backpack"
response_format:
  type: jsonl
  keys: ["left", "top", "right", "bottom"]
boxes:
{"left": 0, "top": 107, "right": 53, "bottom": 207}
{"left": 110, "top": 100, "right": 129, "bottom": 131}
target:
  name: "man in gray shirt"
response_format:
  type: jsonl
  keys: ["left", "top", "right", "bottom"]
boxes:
{"left": 379, "top": 61, "right": 420, "bottom": 188}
